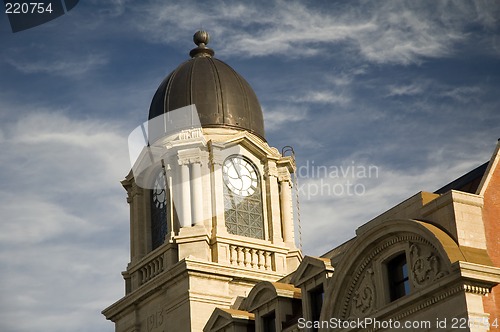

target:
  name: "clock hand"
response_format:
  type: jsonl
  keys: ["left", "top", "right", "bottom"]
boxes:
{"left": 231, "top": 159, "right": 241, "bottom": 177}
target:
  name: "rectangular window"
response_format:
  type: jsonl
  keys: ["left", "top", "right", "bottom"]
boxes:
{"left": 309, "top": 285, "right": 324, "bottom": 332}
{"left": 262, "top": 311, "right": 276, "bottom": 332}
{"left": 387, "top": 253, "right": 410, "bottom": 301}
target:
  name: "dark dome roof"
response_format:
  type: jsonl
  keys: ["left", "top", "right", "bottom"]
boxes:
{"left": 148, "top": 31, "right": 265, "bottom": 140}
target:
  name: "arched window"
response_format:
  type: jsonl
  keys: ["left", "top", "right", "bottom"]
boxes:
{"left": 387, "top": 253, "right": 410, "bottom": 301}
{"left": 150, "top": 169, "right": 168, "bottom": 250}
{"left": 222, "top": 155, "right": 264, "bottom": 239}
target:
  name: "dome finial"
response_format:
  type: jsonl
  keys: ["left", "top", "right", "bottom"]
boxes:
{"left": 190, "top": 30, "right": 215, "bottom": 58}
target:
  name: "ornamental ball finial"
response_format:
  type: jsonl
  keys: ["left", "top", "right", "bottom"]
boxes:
{"left": 193, "top": 30, "right": 210, "bottom": 47}
{"left": 190, "top": 30, "right": 214, "bottom": 58}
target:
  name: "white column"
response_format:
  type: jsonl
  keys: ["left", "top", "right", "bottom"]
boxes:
{"left": 266, "top": 162, "right": 283, "bottom": 243}
{"left": 179, "top": 162, "right": 192, "bottom": 228}
{"left": 208, "top": 143, "right": 227, "bottom": 235}
{"left": 280, "top": 179, "right": 294, "bottom": 244}
{"left": 191, "top": 161, "right": 204, "bottom": 226}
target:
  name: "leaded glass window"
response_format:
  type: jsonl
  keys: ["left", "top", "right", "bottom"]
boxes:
{"left": 223, "top": 156, "right": 264, "bottom": 239}
{"left": 151, "top": 169, "right": 168, "bottom": 250}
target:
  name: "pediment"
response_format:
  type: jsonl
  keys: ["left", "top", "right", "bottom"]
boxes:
{"left": 220, "top": 132, "right": 281, "bottom": 159}
{"left": 291, "top": 256, "right": 333, "bottom": 287}
{"left": 243, "top": 281, "right": 301, "bottom": 312}
{"left": 244, "top": 285, "right": 277, "bottom": 311}
{"left": 204, "top": 308, "right": 254, "bottom": 332}
{"left": 208, "top": 315, "right": 231, "bottom": 331}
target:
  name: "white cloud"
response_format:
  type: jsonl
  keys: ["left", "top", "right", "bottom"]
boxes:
{"left": 386, "top": 83, "right": 425, "bottom": 97}
{"left": 130, "top": 0, "right": 496, "bottom": 64}
{"left": 325, "top": 67, "right": 367, "bottom": 87}
{"left": 0, "top": 193, "right": 97, "bottom": 244}
{"left": 263, "top": 106, "right": 308, "bottom": 131}
{"left": 6, "top": 53, "right": 108, "bottom": 78}
{"left": 0, "top": 1, "right": 498, "bottom": 331}
{"left": 0, "top": 111, "right": 129, "bottom": 192}
{"left": 0, "top": 111, "right": 130, "bottom": 332}
{"left": 441, "top": 86, "right": 483, "bottom": 103}
{"left": 299, "top": 154, "right": 490, "bottom": 256}
{"left": 293, "top": 91, "right": 350, "bottom": 105}
{"left": 94, "top": 0, "right": 131, "bottom": 17}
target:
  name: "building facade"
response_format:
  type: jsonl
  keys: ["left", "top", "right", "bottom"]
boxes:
{"left": 103, "top": 32, "right": 500, "bottom": 331}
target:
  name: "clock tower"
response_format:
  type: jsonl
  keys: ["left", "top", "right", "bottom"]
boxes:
{"left": 102, "top": 31, "right": 301, "bottom": 332}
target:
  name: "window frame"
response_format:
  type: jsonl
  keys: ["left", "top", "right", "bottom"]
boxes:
{"left": 262, "top": 310, "right": 276, "bottom": 332}
{"left": 223, "top": 154, "right": 265, "bottom": 240}
{"left": 385, "top": 251, "right": 411, "bottom": 302}
{"left": 308, "top": 284, "right": 324, "bottom": 331}
{"left": 150, "top": 168, "right": 169, "bottom": 251}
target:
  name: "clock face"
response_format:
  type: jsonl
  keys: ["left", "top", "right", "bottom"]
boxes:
{"left": 152, "top": 171, "right": 166, "bottom": 209}
{"left": 223, "top": 156, "right": 258, "bottom": 197}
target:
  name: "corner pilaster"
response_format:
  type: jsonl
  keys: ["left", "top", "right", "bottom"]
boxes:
{"left": 265, "top": 160, "right": 284, "bottom": 245}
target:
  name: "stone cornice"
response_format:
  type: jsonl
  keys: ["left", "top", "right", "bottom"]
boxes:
{"left": 454, "top": 261, "right": 500, "bottom": 284}
{"left": 102, "top": 256, "right": 284, "bottom": 321}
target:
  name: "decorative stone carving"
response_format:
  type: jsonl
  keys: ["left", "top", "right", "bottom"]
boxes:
{"left": 277, "top": 168, "right": 291, "bottom": 183}
{"left": 264, "top": 163, "right": 279, "bottom": 178}
{"left": 338, "top": 234, "right": 450, "bottom": 320}
{"left": 131, "top": 182, "right": 143, "bottom": 197}
{"left": 409, "top": 243, "right": 447, "bottom": 288}
{"left": 177, "top": 148, "right": 206, "bottom": 166}
{"left": 178, "top": 128, "right": 203, "bottom": 140}
{"left": 351, "top": 268, "right": 375, "bottom": 317}
{"left": 208, "top": 147, "right": 224, "bottom": 166}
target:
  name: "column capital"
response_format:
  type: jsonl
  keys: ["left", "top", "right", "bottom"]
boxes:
{"left": 177, "top": 148, "right": 206, "bottom": 165}
{"left": 131, "top": 182, "right": 144, "bottom": 197}
{"left": 178, "top": 156, "right": 203, "bottom": 165}
{"left": 209, "top": 149, "right": 224, "bottom": 166}
{"left": 178, "top": 158, "right": 191, "bottom": 166}
{"left": 278, "top": 168, "right": 292, "bottom": 183}
{"left": 264, "top": 162, "right": 279, "bottom": 178}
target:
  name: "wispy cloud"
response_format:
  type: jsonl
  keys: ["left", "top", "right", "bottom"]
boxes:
{"left": 6, "top": 53, "right": 108, "bottom": 78}
{"left": 263, "top": 106, "right": 308, "bottom": 130}
{"left": 0, "top": 1, "right": 498, "bottom": 331}
{"left": 0, "top": 110, "right": 130, "bottom": 332}
{"left": 293, "top": 91, "right": 350, "bottom": 105}
{"left": 441, "top": 86, "right": 483, "bottom": 103}
{"left": 299, "top": 146, "right": 493, "bottom": 255}
{"left": 386, "top": 83, "right": 425, "bottom": 97}
{"left": 130, "top": 0, "right": 498, "bottom": 64}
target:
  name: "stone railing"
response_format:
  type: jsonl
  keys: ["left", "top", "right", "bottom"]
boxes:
{"left": 128, "top": 243, "right": 173, "bottom": 291}
{"left": 213, "top": 235, "right": 290, "bottom": 274}
{"left": 139, "top": 253, "right": 164, "bottom": 285}
{"left": 228, "top": 244, "right": 273, "bottom": 270}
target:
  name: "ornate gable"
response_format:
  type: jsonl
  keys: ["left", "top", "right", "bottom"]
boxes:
{"left": 204, "top": 308, "right": 255, "bottom": 332}
{"left": 243, "top": 281, "right": 301, "bottom": 312}
{"left": 290, "top": 256, "right": 333, "bottom": 287}
{"left": 321, "top": 219, "right": 455, "bottom": 322}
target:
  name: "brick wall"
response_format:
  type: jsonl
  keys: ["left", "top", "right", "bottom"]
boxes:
{"left": 482, "top": 164, "right": 500, "bottom": 331}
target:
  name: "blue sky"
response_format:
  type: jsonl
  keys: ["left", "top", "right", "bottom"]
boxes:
{"left": 0, "top": 1, "right": 499, "bottom": 331}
